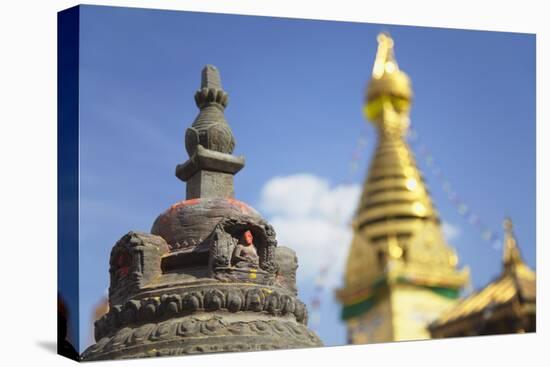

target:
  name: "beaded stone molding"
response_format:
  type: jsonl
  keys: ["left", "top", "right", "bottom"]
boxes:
{"left": 95, "top": 284, "right": 308, "bottom": 341}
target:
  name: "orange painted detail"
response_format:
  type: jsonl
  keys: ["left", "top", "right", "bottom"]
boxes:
{"left": 168, "top": 198, "right": 201, "bottom": 212}
{"left": 118, "top": 266, "right": 129, "bottom": 278}
{"left": 242, "top": 230, "right": 253, "bottom": 245}
{"left": 226, "top": 198, "right": 251, "bottom": 214}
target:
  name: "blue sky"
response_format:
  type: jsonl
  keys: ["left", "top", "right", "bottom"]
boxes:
{"left": 75, "top": 5, "right": 535, "bottom": 352}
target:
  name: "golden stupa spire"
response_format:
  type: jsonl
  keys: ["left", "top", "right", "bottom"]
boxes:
{"left": 338, "top": 33, "right": 469, "bottom": 343}
{"left": 351, "top": 32, "right": 439, "bottom": 245}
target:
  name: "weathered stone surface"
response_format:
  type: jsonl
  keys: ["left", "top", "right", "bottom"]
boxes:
{"left": 202, "top": 64, "right": 223, "bottom": 90}
{"left": 176, "top": 145, "right": 245, "bottom": 182}
{"left": 185, "top": 170, "right": 235, "bottom": 199}
{"left": 93, "top": 284, "right": 309, "bottom": 341}
{"left": 151, "top": 197, "right": 262, "bottom": 250}
{"left": 83, "top": 315, "right": 321, "bottom": 361}
{"left": 108, "top": 231, "right": 170, "bottom": 306}
{"left": 274, "top": 247, "right": 299, "bottom": 295}
{"left": 180, "top": 64, "right": 241, "bottom": 200}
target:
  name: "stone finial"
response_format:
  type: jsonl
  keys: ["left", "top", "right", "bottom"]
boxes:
{"left": 176, "top": 65, "right": 245, "bottom": 200}
{"left": 193, "top": 65, "right": 229, "bottom": 110}
{"left": 201, "top": 64, "right": 222, "bottom": 89}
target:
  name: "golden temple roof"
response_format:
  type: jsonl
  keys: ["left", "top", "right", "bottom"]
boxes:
{"left": 429, "top": 218, "right": 536, "bottom": 330}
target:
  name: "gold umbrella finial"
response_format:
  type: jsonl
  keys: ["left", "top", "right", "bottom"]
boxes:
{"left": 365, "top": 32, "right": 413, "bottom": 136}
{"left": 367, "top": 32, "right": 411, "bottom": 101}
{"left": 372, "top": 32, "right": 398, "bottom": 79}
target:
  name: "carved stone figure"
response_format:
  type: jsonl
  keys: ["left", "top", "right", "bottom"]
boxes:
{"left": 231, "top": 230, "right": 259, "bottom": 269}
{"left": 82, "top": 65, "right": 322, "bottom": 361}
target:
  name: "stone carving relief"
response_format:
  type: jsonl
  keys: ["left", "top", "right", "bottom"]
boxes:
{"left": 94, "top": 286, "right": 309, "bottom": 342}
{"left": 108, "top": 232, "right": 170, "bottom": 306}
{"left": 84, "top": 316, "right": 321, "bottom": 361}
{"left": 207, "top": 216, "right": 279, "bottom": 280}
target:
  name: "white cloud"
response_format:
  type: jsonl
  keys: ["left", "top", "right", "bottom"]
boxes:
{"left": 259, "top": 174, "right": 361, "bottom": 288}
{"left": 442, "top": 221, "right": 461, "bottom": 242}
{"left": 259, "top": 175, "right": 464, "bottom": 288}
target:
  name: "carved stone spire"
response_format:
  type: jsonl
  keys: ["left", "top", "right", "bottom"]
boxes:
{"left": 176, "top": 65, "right": 245, "bottom": 199}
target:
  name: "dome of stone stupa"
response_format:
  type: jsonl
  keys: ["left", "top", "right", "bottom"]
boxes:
{"left": 152, "top": 198, "right": 263, "bottom": 251}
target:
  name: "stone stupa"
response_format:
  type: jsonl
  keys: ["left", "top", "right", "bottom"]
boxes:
{"left": 82, "top": 65, "right": 322, "bottom": 360}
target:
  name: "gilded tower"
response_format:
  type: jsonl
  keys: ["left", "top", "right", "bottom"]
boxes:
{"left": 336, "top": 33, "right": 470, "bottom": 343}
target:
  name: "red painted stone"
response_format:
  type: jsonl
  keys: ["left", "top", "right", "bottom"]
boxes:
{"left": 151, "top": 197, "right": 262, "bottom": 250}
